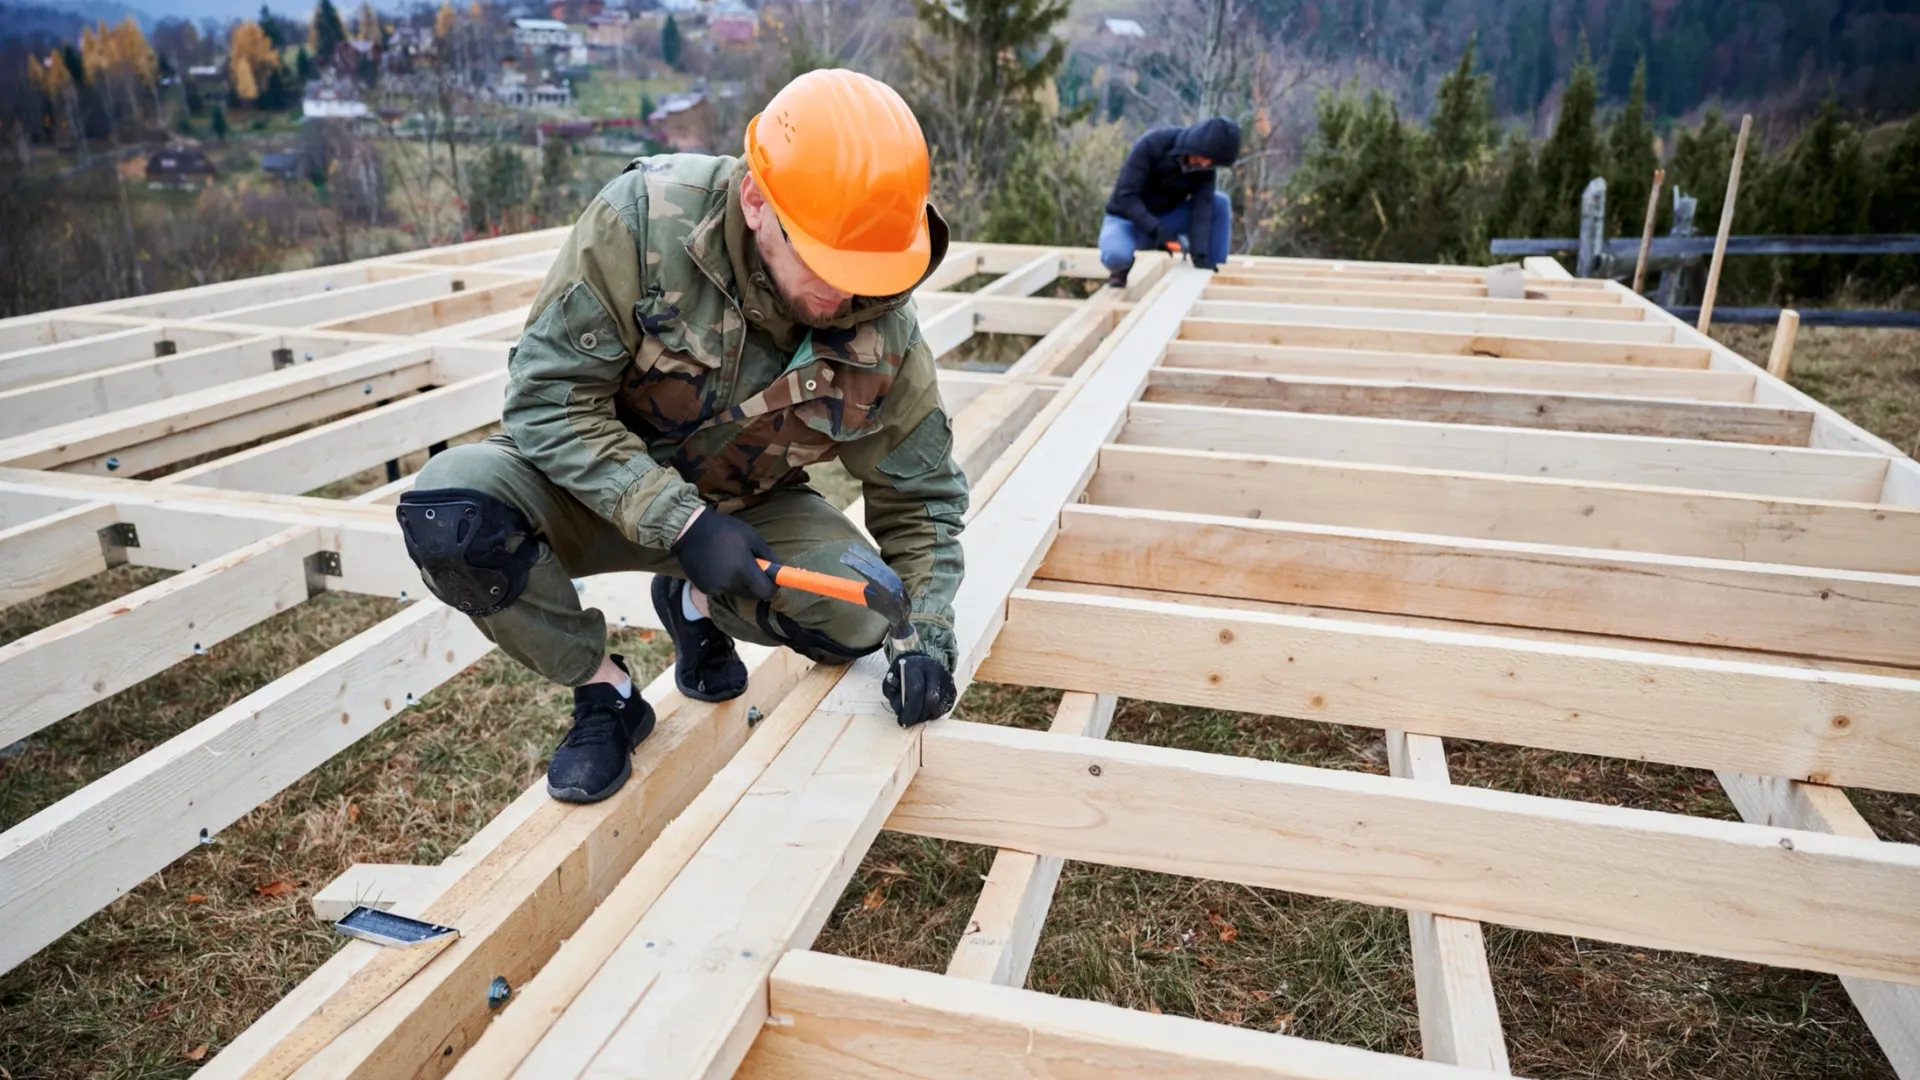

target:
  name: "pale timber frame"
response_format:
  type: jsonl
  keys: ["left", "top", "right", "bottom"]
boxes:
{"left": 0, "top": 233, "right": 1914, "bottom": 1080}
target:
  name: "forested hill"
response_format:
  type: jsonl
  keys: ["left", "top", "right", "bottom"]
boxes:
{"left": 1245, "top": 0, "right": 1920, "bottom": 120}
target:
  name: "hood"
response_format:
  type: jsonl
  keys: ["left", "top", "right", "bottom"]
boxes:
{"left": 1173, "top": 116, "right": 1242, "bottom": 168}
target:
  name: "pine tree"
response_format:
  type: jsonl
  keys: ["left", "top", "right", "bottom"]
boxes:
{"left": 1488, "top": 130, "right": 1536, "bottom": 240}
{"left": 311, "top": 0, "right": 348, "bottom": 67}
{"left": 661, "top": 15, "right": 681, "bottom": 68}
{"left": 1768, "top": 97, "right": 1870, "bottom": 301}
{"left": 1670, "top": 110, "right": 1735, "bottom": 229}
{"left": 1528, "top": 57, "right": 1600, "bottom": 236}
{"left": 210, "top": 103, "right": 228, "bottom": 140}
{"left": 1424, "top": 38, "right": 1495, "bottom": 263}
{"left": 1868, "top": 115, "right": 1920, "bottom": 293}
{"left": 1285, "top": 87, "right": 1426, "bottom": 261}
{"left": 907, "top": 0, "right": 1072, "bottom": 234}
{"left": 1604, "top": 58, "right": 1658, "bottom": 239}
{"left": 261, "top": 5, "right": 285, "bottom": 49}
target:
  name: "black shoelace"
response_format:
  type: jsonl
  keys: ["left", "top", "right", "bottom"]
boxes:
{"left": 563, "top": 697, "right": 627, "bottom": 749}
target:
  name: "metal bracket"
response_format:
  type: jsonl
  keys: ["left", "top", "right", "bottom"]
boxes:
{"left": 97, "top": 521, "right": 139, "bottom": 568}
{"left": 451, "top": 279, "right": 467, "bottom": 292}
{"left": 305, "top": 550, "right": 343, "bottom": 596}
{"left": 272, "top": 347, "right": 295, "bottom": 370}
{"left": 153, "top": 339, "right": 177, "bottom": 358}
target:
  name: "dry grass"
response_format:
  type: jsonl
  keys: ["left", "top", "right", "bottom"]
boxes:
{"left": 4, "top": 325, "right": 1919, "bottom": 1076}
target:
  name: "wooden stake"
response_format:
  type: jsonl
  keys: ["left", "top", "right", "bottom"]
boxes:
{"left": 1697, "top": 114, "right": 1752, "bottom": 334}
{"left": 1632, "top": 168, "right": 1665, "bottom": 295}
{"left": 1768, "top": 308, "right": 1801, "bottom": 381}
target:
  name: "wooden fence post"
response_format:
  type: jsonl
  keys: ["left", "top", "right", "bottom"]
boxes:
{"left": 1576, "top": 178, "right": 1607, "bottom": 278}
{"left": 1767, "top": 309, "right": 1801, "bottom": 381}
{"left": 1697, "top": 113, "right": 1754, "bottom": 333}
{"left": 1632, "top": 168, "right": 1665, "bottom": 294}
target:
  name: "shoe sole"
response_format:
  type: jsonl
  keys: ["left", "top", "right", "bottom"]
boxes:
{"left": 546, "top": 708, "right": 657, "bottom": 804}
{"left": 651, "top": 575, "right": 749, "bottom": 704}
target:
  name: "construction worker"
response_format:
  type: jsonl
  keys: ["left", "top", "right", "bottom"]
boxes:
{"left": 1099, "top": 116, "right": 1242, "bottom": 285}
{"left": 393, "top": 70, "right": 965, "bottom": 804}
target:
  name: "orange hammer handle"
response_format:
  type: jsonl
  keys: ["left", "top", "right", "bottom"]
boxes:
{"left": 756, "top": 559, "right": 869, "bottom": 608}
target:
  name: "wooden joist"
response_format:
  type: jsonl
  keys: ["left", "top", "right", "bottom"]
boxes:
{"left": 981, "top": 588, "right": 1920, "bottom": 794}
{"left": 1144, "top": 367, "right": 1815, "bottom": 444}
{"left": 888, "top": 721, "right": 1920, "bottom": 983}
{"left": 1181, "top": 317, "right": 1712, "bottom": 368}
{"left": 0, "top": 500, "right": 118, "bottom": 608}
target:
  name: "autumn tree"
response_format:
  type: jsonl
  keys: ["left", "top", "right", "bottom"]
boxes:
{"left": 229, "top": 20, "right": 280, "bottom": 105}
{"left": 80, "top": 18, "right": 159, "bottom": 128}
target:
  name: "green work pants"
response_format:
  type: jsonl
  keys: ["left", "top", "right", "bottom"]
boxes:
{"left": 413, "top": 436, "right": 889, "bottom": 687}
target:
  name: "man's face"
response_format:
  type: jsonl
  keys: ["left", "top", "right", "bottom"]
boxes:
{"left": 740, "top": 173, "right": 855, "bottom": 327}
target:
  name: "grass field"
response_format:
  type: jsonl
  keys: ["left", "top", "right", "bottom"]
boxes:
{"left": 1, "top": 325, "right": 1918, "bottom": 1078}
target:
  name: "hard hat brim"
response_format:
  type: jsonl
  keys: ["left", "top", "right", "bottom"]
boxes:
{"left": 781, "top": 214, "right": 932, "bottom": 298}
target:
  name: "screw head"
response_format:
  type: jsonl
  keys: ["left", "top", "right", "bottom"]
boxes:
{"left": 487, "top": 976, "right": 511, "bottom": 1009}
{"left": 105, "top": 457, "right": 121, "bottom": 471}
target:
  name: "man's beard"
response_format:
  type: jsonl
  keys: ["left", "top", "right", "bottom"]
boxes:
{"left": 775, "top": 277, "right": 855, "bottom": 328}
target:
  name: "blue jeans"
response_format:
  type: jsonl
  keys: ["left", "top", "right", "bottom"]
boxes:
{"left": 1099, "top": 191, "right": 1232, "bottom": 272}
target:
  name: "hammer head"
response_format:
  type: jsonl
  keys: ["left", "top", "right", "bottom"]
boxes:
{"left": 839, "top": 546, "right": 915, "bottom": 646}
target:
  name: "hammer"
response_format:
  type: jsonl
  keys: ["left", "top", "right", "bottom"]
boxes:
{"left": 755, "top": 547, "right": 918, "bottom": 653}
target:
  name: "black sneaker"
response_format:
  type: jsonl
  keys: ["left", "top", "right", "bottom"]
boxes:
{"left": 1105, "top": 269, "right": 1130, "bottom": 289}
{"left": 546, "top": 655, "right": 655, "bottom": 804}
{"left": 651, "top": 574, "right": 748, "bottom": 703}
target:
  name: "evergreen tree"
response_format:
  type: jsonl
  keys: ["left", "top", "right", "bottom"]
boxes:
{"left": 1527, "top": 57, "right": 1600, "bottom": 236}
{"left": 1670, "top": 110, "right": 1736, "bottom": 229}
{"left": 210, "top": 103, "right": 228, "bottom": 140}
{"left": 1767, "top": 97, "right": 1871, "bottom": 300}
{"left": 1604, "top": 58, "right": 1658, "bottom": 238}
{"left": 1285, "top": 87, "right": 1426, "bottom": 261}
{"left": 468, "top": 143, "right": 531, "bottom": 232}
{"left": 1423, "top": 38, "right": 1495, "bottom": 263}
{"left": 1487, "top": 130, "right": 1534, "bottom": 241}
{"left": 296, "top": 46, "right": 313, "bottom": 82}
{"left": 907, "top": 0, "right": 1073, "bottom": 235}
{"left": 260, "top": 5, "right": 285, "bottom": 49}
{"left": 1868, "top": 115, "right": 1920, "bottom": 293}
{"left": 311, "top": 0, "right": 348, "bottom": 67}
{"left": 661, "top": 15, "right": 681, "bottom": 69}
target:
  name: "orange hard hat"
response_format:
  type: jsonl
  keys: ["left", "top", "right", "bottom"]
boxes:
{"left": 744, "top": 69, "right": 932, "bottom": 297}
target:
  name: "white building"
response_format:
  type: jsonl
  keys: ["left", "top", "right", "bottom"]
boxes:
{"left": 303, "top": 81, "right": 370, "bottom": 120}
{"left": 493, "top": 68, "right": 573, "bottom": 109}
{"left": 513, "top": 18, "right": 578, "bottom": 49}
{"left": 1100, "top": 18, "right": 1146, "bottom": 39}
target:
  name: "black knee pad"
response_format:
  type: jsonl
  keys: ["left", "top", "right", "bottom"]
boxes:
{"left": 395, "top": 488, "right": 540, "bottom": 617}
{"left": 755, "top": 603, "right": 884, "bottom": 666}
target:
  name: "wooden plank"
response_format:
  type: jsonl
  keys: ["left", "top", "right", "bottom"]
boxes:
{"left": 1187, "top": 300, "right": 1675, "bottom": 345}
{"left": 980, "top": 588, "right": 1920, "bottom": 795}
{"left": 511, "top": 269, "right": 1213, "bottom": 1080}
{"left": 1181, "top": 318, "right": 1709, "bottom": 368}
{"left": 1144, "top": 368, "right": 1812, "bottom": 445}
{"left": 161, "top": 372, "right": 505, "bottom": 494}
{"left": 0, "top": 343, "right": 427, "bottom": 470}
{"left": 0, "top": 527, "right": 319, "bottom": 748}
{"left": 0, "top": 334, "right": 371, "bottom": 437}
{"left": 1208, "top": 273, "right": 1613, "bottom": 304}
{"left": 0, "top": 325, "right": 223, "bottom": 394}
{"left": 1088, "top": 445, "right": 1920, "bottom": 574}
{"left": 1204, "top": 282, "right": 1642, "bottom": 322}
{"left": 1160, "top": 340, "right": 1754, "bottom": 402}
{"left": 1123, "top": 402, "right": 1890, "bottom": 502}
{"left": 83, "top": 265, "right": 397, "bottom": 320}
{"left": 203, "top": 649, "right": 814, "bottom": 1080}
{"left": 973, "top": 249, "right": 1062, "bottom": 298}
{"left": 916, "top": 245, "right": 982, "bottom": 291}
{"left": 919, "top": 300, "right": 974, "bottom": 358}
{"left": 970, "top": 295, "right": 1081, "bottom": 336}
{"left": 736, "top": 950, "right": 1474, "bottom": 1080}
{"left": 1715, "top": 774, "right": 1920, "bottom": 1077}
{"left": 1041, "top": 504, "right": 1920, "bottom": 667}
{"left": 206, "top": 272, "right": 473, "bottom": 328}
{"left": 0, "top": 501, "right": 117, "bottom": 609}
{"left": 320, "top": 280, "right": 541, "bottom": 336}
{"left": 311, "top": 864, "right": 449, "bottom": 923}
{"left": 946, "top": 691, "right": 1116, "bottom": 986}
{"left": 0, "top": 601, "right": 493, "bottom": 976}
{"left": 888, "top": 721, "right": 1920, "bottom": 984}
{"left": 1384, "top": 731, "right": 1510, "bottom": 1072}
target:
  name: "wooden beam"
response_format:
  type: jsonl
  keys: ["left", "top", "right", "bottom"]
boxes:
{"left": 920, "top": 300, "right": 974, "bottom": 358}
{"left": 1208, "top": 274, "right": 1614, "bottom": 303}
{"left": 979, "top": 588, "right": 1920, "bottom": 795}
{"left": 1144, "top": 368, "right": 1813, "bottom": 445}
{"left": 970, "top": 295, "right": 1082, "bottom": 336}
{"left": 1041, "top": 504, "right": 1920, "bottom": 667}
{"left": 888, "top": 721, "right": 1920, "bottom": 984}
{"left": 206, "top": 271, "right": 479, "bottom": 329}
{"left": 1385, "top": 731, "right": 1511, "bottom": 1072}
{"left": 1715, "top": 774, "right": 1920, "bottom": 1077}
{"left": 0, "top": 527, "right": 319, "bottom": 749}
{"left": 0, "top": 343, "right": 427, "bottom": 470}
{"left": 161, "top": 372, "right": 504, "bottom": 494}
{"left": 973, "top": 249, "right": 1062, "bottom": 298}
{"left": 1187, "top": 300, "right": 1675, "bottom": 345}
{"left": 917, "top": 246, "right": 983, "bottom": 292}
{"left": 83, "top": 264, "right": 404, "bottom": 321}
{"left": 201, "top": 649, "right": 815, "bottom": 1080}
{"left": 947, "top": 691, "right": 1115, "bottom": 986}
{"left": 1122, "top": 402, "right": 1891, "bottom": 502}
{"left": 1159, "top": 340, "right": 1755, "bottom": 402}
{"left": 0, "top": 325, "right": 246, "bottom": 395}
{"left": 0, "top": 601, "right": 493, "bottom": 976}
{"left": 320, "top": 280, "right": 541, "bottom": 336}
{"left": 0, "top": 501, "right": 118, "bottom": 609}
{"left": 506, "top": 269, "right": 1213, "bottom": 1080}
{"left": 1204, "top": 283, "right": 1642, "bottom": 322}
{"left": 1181, "top": 318, "right": 1710, "bottom": 368}
{"left": 736, "top": 950, "right": 1470, "bottom": 1080}
{"left": 1088, "top": 445, "right": 1920, "bottom": 575}
{"left": 311, "top": 863, "right": 449, "bottom": 923}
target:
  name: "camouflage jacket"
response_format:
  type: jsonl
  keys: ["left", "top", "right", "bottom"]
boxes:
{"left": 503, "top": 154, "right": 966, "bottom": 671}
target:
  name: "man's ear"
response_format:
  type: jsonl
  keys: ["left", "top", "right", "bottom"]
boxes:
{"left": 739, "top": 172, "right": 766, "bottom": 231}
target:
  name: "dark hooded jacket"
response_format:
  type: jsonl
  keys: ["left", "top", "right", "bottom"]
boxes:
{"left": 1104, "top": 117, "right": 1242, "bottom": 268}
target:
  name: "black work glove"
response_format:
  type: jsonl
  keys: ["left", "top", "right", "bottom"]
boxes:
{"left": 1144, "top": 221, "right": 1165, "bottom": 248}
{"left": 883, "top": 651, "right": 957, "bottom": 728}
{"left": 670, "top": 509, "right": 776, "bottom": 602}
{"left": 1192, "top": 253, "right": 1218, "bottom": 271}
